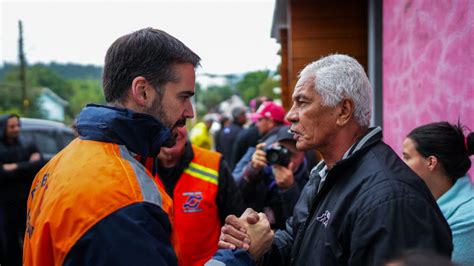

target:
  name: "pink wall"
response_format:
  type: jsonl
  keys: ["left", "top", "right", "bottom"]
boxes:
{"left": 383, "top": 0, "right": 474, "bottom": 178}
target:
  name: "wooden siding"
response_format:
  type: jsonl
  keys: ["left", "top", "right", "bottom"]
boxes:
{"left": 279, "top": 0, "right": 368, "bottom": 110}
{"left": 279, "top": 28, "right": 292, "bottom": 109}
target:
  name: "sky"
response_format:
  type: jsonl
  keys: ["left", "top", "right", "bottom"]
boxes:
{"left": 0, "top": 0, "right": 281, "bottom": 80}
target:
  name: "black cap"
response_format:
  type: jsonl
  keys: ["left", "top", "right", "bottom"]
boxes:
{"left": 276, "top": 125, "right": 294, "bottom": 142}
{"left": 264, "top": 125, "right": 294, "bottom": 146}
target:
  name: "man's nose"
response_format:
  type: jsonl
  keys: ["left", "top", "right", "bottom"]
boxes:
{"left": 184, "top": 100, "right": 194, "bottom": 119}
{"left": 286, "top": 106, "right": 298, "bottom": 123}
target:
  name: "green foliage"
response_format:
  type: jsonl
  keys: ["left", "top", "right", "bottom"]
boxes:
{"left": 0, "top": 62, "right": 102, "bottom": 80}
{"left": 0, "top": 62, "right": 280, "bottom": 122}
{"left": 47, "top": 62, "right": 102, "bottom": 80}
{"left": 194, "top": 71, "right": 280, "bottom": 116}
{"left": 196, "top": 84, "right": 233, "bottom": 117}
{"left": 67, "top": 79, "right": 105, "bottom": 117}
{"left": 0, "top": 63, "right": 104, "bottom": 121}
{"left": 0, "top": 68, "right": 44, "bottom": 118}
{"left": 0, "top": 63, "right": 16, "bottom": 80}
{"left": 259, "top": 77, "right": 280, "bottom": 99}
{"left": 235, "top": 70, "right": 279, "bottom": 104}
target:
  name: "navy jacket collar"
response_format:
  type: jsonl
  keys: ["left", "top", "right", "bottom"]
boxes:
{"left": 76, "top": 104, "right": 171, "bottom": 158}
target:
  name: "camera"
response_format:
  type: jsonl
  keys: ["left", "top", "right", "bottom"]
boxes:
{"left": 265, "top": 145, "right": 291, "bottom": 167}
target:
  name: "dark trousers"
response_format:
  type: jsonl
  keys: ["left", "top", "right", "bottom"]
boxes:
{"left": 0, "top": 202, "right": 25, "bottom": 266}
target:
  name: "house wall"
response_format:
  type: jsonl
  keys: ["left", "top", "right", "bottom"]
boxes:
{"left": 39, "top": 94, "right": 65, "bottom": 121}
{"left": 280, "top": 0, "right": 368, "bottom": 110}
{"left": 383, "top": 0, "right": 474, "bottom": 178}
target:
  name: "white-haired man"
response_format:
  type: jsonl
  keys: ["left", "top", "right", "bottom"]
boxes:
{"left": 214, "top": 54, "right": 452, "bottom": 265}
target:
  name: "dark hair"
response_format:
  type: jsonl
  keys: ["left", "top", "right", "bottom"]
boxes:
{"left": 386, "top": 249, "right": 454, "bottom": 266}
{"left": 407, "top": 121, "right": 473, "bottom": 182}
{"left": 103, "top": 27, "right": 201, "bottom": 103}
{"left": 231, "top": 106, "right": 246, "bottom": 119}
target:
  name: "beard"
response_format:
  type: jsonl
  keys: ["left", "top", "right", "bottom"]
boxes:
{"left": 144, "top": 97, "right": 185, "bottom": 148}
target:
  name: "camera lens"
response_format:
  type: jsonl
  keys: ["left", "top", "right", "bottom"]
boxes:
{"left": 267, "top": 150, "right": 279, "bottom": 164}
{"left": 265, "top": 145, "right": 291, "bottom": 166}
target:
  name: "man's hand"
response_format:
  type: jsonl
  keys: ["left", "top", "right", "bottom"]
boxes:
{"left": 251, "top": 143, "right": 267, "bottom": 170}
{"left": 272, "top": 162, "right": 295, "bottom": 189}
{"left": 2, "top": 163, "right": 18, "bottom": 172}
{"left": 219, "top": 208, "right": 260, "bottom": 250}
{"left": 29, "top": 152, "right": 41, "bottom": 162}
{"left": 246, "top": 212, "right": 274, "bottom": 260}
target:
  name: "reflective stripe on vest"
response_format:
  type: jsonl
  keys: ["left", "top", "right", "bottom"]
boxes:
{"left": 23, "top": 140, "right": 173, "bottom": 266}
{"left": 119, "top": 145, "right": 162, "bottom": 206}
{"left": 172, "top": 145, "right": 221, "bottom": 266}
{"left": 183, "top": 161, "right": 218, "bottom": 185}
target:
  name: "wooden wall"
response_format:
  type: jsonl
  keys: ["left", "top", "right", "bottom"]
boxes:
{"left": 279, "top": 0, "right": 368, "bottom": 110}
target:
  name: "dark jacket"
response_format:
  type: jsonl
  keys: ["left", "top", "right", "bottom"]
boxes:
{"left": 238, "top": 153, "right": 309, "bottom": 230}
{"left": 0, "top": 114, "right": 44, "bottom": 203}
{"left": 216, "top": 122, "right": 244, "bottom": 167}
{"left": 156, "top": 141, "right": 245, "bottom": 223}
{"left": 230, "top": 124, "right": 260, "bottom": 170}
{"left": 26, "top": 104, "right": 178, "bottom": 265}
{"left": 259, "top": 127, "right": 453, "bottom": 265}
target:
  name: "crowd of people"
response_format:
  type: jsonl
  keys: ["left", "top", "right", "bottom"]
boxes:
{"left": 0, "top": 27, "right": 473, "bottom": 266}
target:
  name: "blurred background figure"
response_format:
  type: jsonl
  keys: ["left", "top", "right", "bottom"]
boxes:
{"left": 0, "top": 114, "right": 44, "bottom": 266}
{"left": 385, "top": 249, "right": 455, "bottom": 266}
{"left": 146, "top": 126, "right": 244, "bottom": 266}
{"left": 214, "top": 114, "right": 231, "bottom": 153}
{"left": 235, "top": 125, "right": 308, "bottom": 229}
{"left": 403, "top": 121, "right": 474, "bottom": 265}
{"left": 215, "top": 106, "right": 247, "bottom": 165}
{"left": 189, "top": 113, "right": 215, "bottom": 150}
{"left": 232, "top": 101, "right": 287, "bottom": 182}
{"left": 230, "top": 97, "right": 273, "bottom": 170}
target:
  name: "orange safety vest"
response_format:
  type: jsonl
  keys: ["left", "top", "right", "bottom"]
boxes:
{"left": 23, "top": 139, "right": 176, "bottom": 266}
{"left": 152, "top": 145, "right": 222, "bottom": 266}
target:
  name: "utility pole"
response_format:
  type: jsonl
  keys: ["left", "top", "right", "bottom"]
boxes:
{"left": 18, "top": 20, "right": 29, "bottom": 115}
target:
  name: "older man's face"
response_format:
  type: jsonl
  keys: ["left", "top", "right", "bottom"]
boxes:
{"left": 286, "top": 76, "right": 339, "bottom": 151}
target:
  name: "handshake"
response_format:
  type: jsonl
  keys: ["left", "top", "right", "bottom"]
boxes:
{"left": 218, "top": 208, "right": 275, "bottom": 260}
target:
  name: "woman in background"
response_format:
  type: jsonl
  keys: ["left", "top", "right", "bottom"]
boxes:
{"left": 402, "top": 121, "right": 474, "bottom": 265}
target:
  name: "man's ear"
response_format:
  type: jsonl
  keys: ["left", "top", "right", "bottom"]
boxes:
{"left": 336, "top": 98, "right": 354, "bottom": 126}
{"left": 130, "top": 76, "right": 151, "bottom": 106}
{"left": 427, "top": 155, "right": 439, "bottom": 172}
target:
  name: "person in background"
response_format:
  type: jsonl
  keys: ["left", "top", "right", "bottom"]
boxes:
{"left": 238, "top": 125, "right": 308, "bottom": 229}
{"left": 0, "top": 114, "right": 44, "bottom": 266}
{"left": 216, "top": 106, "right": 247, "bottom": 165}
{"left": 214, "top": 114, "right": 231, "bottom": 153}
{"left": 23, "top": 28, "right": 200, "bottom": 265}
{"left": 232, "top": 101, "right": 286, "bottom": 182}
{"left": 189, "top": 114, "right": 215, "bottom": 150}
{"left": 143, "top": 126, "right": 244, "bottom": 266}
{"left": 217, "top": 54, "right": 452, "bottom": 265}
{"left": 230, "top": 97, "right": 271, "bottom": 170}
{"left": 385, "top": 249, "right": 455, "bottom": 266}
{"left": 402, "top": 121, "right": 474, "bottom": 265}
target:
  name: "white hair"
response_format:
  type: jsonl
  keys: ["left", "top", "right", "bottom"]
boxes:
{"left": 299, "top": 54, "right": 372, "bottom": 127}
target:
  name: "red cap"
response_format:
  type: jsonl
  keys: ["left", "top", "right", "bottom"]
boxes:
{"left": 254, "top": 101, "right": 286, "bottom": 123}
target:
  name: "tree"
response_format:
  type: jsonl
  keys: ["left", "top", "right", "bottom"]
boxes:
{"left": 0, "top": 65, "right": 104, "bottom": 121}
{"left": 235, "top": 70, "right": 279, "bottom": 104}
{"left": 67, "top": 79, "right": 104, "bottom": 118}
{"left": 196, "top": 84, "right": 232, "bottom": 117}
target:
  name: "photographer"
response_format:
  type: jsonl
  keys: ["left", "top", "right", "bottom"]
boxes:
{"left": 238, "top": 126, "right": 308, "bottom": 229}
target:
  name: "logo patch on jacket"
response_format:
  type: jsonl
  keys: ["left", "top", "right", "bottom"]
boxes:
{"left": 316, "top": 210, "right": 331, "bottom": 227}
{"left": 183, "top": 192, "right": 203, "bottom": 213}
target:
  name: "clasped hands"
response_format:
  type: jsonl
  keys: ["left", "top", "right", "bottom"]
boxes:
{"left": 218, "top": 208, "right": 274, "bottom": 260}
